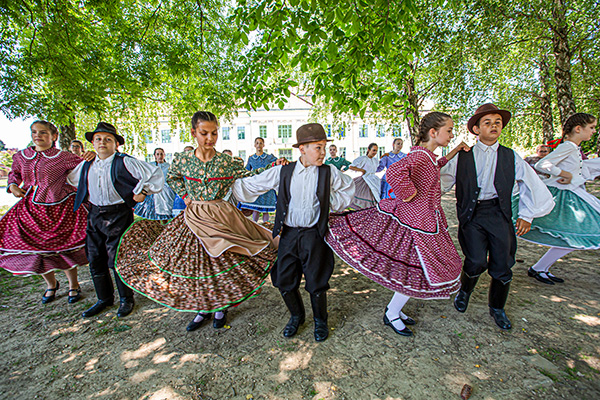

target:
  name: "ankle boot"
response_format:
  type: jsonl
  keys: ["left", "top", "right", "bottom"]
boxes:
{"left": 310, "top": 292, "right": 329, "bottom": 342}
{"left": 488, "top": 279, "right": 512, "bottom": 330}
{"left": 454, "top": 272, "right": 479, "bottom": 313}
{"left": 281, "top": 290, "right": 305, "bottom": 338}
{"left": 113, "top": 270, "right": 135, "bottom": 317}
{"left": 82, "top": 273, "right": 114, "bottom": 318}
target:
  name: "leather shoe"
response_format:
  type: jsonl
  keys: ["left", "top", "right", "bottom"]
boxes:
{"left": 489, "top": 307, "right": 512, "bottom": 330}
{"left": 283, "top": 315, "right": 305, "bottom": 337}
{"left": 42, "top": 281, "right": 60, "bottom": 304}
{"left": 314, "top": 318, "right": 329, "bottom": 342}
{"left": 82, "top": 300, "right": 113, "bottom": 318}
{"left": 547, "top": 272, "right": 564, "bottom": 283}
{"left": 187, "top": 313, "right": 211, "bottom": 331}
{"left": 213, "top": 310, "right": 228, "bottom": 329}
{"left": 67, "top": 287, "right": 82, "bottom": 304}
{"left": 527, "top": 268, "right": 554, "bottom": 285}
{"left": 454, "top": 290, "right": 471, "bottom": 313}
{"left": 383, "top": 312, "right": 413, "bottom": 336}
{"left": 117, "top": 299, "right": 135, "bottom": 317}
{"left": 384, "top": 307, "right": 416, "bottom": 325}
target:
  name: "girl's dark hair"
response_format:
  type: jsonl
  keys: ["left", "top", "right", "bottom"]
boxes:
{"left": 154, "top": 147, "right": 165, "bottom": 155}
{"left": 31, "top": 120, "right": 59, "bottom": 137}
{"left": 191, "top": 111, "right": 218, "bottom": 129}
{"left": 562, "top": 113, "right": 596, "bottom": 140}
{"left": 70, "top": 139, "right": 84, "bottom": 147}
{"left": 416, "top": 112, "right": 452, "bottom": 146}
{"left": 367, "top": 142, "right": 378, "bottom": 151}
{"left": 392, "top": 138, "right": 403, "bottom": 146}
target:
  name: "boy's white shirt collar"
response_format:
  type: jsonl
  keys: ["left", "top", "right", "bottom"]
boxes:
{"left": 475, "top": 140, "right": 499, "bottom": 152}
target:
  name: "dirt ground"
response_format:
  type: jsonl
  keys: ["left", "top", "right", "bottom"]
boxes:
{"left": 1, "top": 186, "right": 599, "bottom": 400}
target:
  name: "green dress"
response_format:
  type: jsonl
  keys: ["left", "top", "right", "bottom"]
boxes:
{"left": 325, "top": 156, "right": 352, "bottom": 171}
{"left": 115, "top": 151, "right": 279, "bottom": 313}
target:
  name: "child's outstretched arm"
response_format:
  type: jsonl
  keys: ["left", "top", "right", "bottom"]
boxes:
{"left": 233, "top": 165, "right": 282, "bottom": 204}
{"left": 445, "top": 142, "right": 470, "bottom": 161}
{"left": 329, "top": 166, "right": 355, "bottom": 211}
{"left": 514, "top": 155, "right": 555, "bottom": 235}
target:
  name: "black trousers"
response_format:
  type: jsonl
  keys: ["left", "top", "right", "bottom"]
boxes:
{"left": 458, "top": 199, "right": 516, "bottom": 283}
{"left": 272, "top": 225, "right": 334, "bottom": 294}
{"left": 86, "top": 203, "right": 134, "bottom": 301}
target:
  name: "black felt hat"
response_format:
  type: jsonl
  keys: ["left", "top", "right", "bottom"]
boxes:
{"left": 85, "top": 122, "right": 125, "bottom": 146}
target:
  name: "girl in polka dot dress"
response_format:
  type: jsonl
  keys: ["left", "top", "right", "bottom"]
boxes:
{"left": 326, "top": 112, "right": 469, "bottom": 337}
{"left": 0, "top": 121, "right": 89, "bottom": 304}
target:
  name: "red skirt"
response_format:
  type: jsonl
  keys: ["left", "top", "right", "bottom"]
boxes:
{"left": 326, "top": 207, "right": 462, "bottom": 299}
{"left": 0, "top": 193, "right": 88, "bottom": 275}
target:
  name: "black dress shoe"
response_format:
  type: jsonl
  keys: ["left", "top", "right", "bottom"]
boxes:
{"left": 67, "top": 287, "right": 82, "bottom": 304}
{"left": 117, "top": 299, "right": 135, "bottom": 317}
{"left": 213, "top": 310, "right": 228, "bottom": 329}
{"left": 82, "top": 300, "right": 113, "bottom": 318}
{"left": 42, "top": 281, "right": 60, "bottom": 304}
{"left": 314, "top": 318, "right": 329, "bottom": 342}
{"left": 384, "top": 307, "right": 416, "bottom": 325}
{"left": 383, "top": 313, "right": 413, "bottom": 336}
{"left": 527, "top": 268, "right": 554, "bottom": 285}
{"left": 489, "top": 307, "right": 512, "bottom": 330}
{"left": 454, "top": 290, "right": 471, "bottom": 313}
{"left": 547, "top": 272, "right": 564, "bottom": 283}
{"left": 187, "top": 313, "right": 211, "bottom": 331}
{"left": 283, "top": 315, "right": 305, "bottom": 338}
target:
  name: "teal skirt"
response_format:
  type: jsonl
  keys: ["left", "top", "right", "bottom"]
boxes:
{"left": 512, "top": 186, "right": 600, "bottom": 250}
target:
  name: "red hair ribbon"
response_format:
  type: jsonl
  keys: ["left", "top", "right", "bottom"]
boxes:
{"left": 546, "top": 138, "right": 561, "bottom": 149}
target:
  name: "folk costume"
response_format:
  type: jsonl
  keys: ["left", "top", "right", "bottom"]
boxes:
{"left": 237, "top": 153, "right": 278, "bottom": 213}
{"left": 325, "top": 156, "right": 351, "bottom": 171}
{"left": 377, "top": 151, "right": 407, "bottom": 199}
{"left": 114, "top": 150, "right": 279, "bottom": 320}
{"left": 1, "top": 147, "right": 88, "bottom": 276}
{"left": 234, "top": 123, "right": 355, "bottom": 342}
{"left": 349, "top": 155, "right": 380, "bottom": 209}
{"left": 440, "top": 104, "right": 554, "bottom": 330}
{"left": 517, "top": 141, "right": 600, "bottom": 284}
{"left": 134, "top": 161, "right": 177, "bottom": 220}
{"left": 68, "top": 122, "right": 164, "bottom": 318}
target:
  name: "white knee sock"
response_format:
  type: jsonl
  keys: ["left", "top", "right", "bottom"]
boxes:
{"left": 532, "top": 247, "right": 573, "bottom": 273}
{"left": 386, "top": 292, "right": 410, "bottom": 329}
{"left": 252, "top": 211, "right": 260, "bottom": 222}
{"left": 193, "top": 312, "right": 209, "bottom": 323}
{"left": 214, "top": 311, "right": 225, "bottom": 320}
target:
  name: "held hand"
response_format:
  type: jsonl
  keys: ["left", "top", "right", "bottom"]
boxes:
{"left": 456, "top": 141, "right": 470, "bottom": 152}
{"left": 132, "top": 193, "right": 146, "bottom": 203}
{"left": 275, "top": 157, "right": 289, "bottom": 166}
{"left": 402, "top": 190, "right": 417, "bottom": 202}
{"left": 9, "top": 185, "right": 26, "bottom": 198}
{"left": 515, "top": 218, "right": 531, "bottom": 236}
{"left": 184, "top": 197, "right": 192, "bottom": 206}
{"left": 81, "top": 151, "right": 96, "bottom": 162}
{"left": 557, "top": 170, "right": 572, "bottom": 184}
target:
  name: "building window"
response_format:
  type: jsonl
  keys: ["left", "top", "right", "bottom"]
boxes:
{"left": 339, "top": 147, "right": 347, "bottom": 157}
{"left": 376, "top": 125, "right": 385, "bottom": 137}
{"left": 259, "top": 125, "right": 267, "bottom": 139}
{"left": 222, "top": 127, "right": 230, "bottom": 140}
{"left": 278, "top": 125, "right": 292, "bottom": 139}
{"left": 378, "top": 147, "right": 386, "bottom": 158}
{"left": 144, "top": 130, "right": 153, "bottom": 143}
{"left": 359, "top": 124, "right": 368, "bottom": 138}
{"left": 279, "top": 148, "right": 293, "bottom": 160}
{"left": 339, "top": 126, "right": 346, "bottom": 138}
{"left": 326, "top": 124, "right": 333, "bottom": 138}
{"left": 166, "top": 153, "right": 173, "bottom": 163}
{"left": 161, "top": 129, "right": 171, "bottom": 143}
{"left": 359, "top": 147, "right": 368, "bottom": 156}
{"left": 145, "top": 155, "right": 153, "bottom": 162}
{"left": 239, "top": 150, "right": 246, "bottom": 161}
{"left": 237, "top": 126, "right": 246, "bottom": 140}
{"left": 392, "top": 124, "right": 402, "bottom": 137}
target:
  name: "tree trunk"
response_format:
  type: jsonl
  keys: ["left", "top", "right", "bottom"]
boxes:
{"left": 59, "top": 118, "right": 76, "bottom": 151}
{"left": 405, "top": 72, "right": 420, "bottom": 145}
{"left": 538, "top": 51, "right": 555, "bottom": 142}
{"left": 552, "top": 0, "right": 576, "bottom": 126}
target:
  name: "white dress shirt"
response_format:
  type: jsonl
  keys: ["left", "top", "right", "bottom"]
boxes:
{"left": 233, "top": 161, "right": 355, "bottom": 228}
{"left": 535, "top": 141, "right": 600, "bottom": 214}
{"left": 440, "top": 140, "right": 555, "bottom": 222}
{"left": 67, "top": 153, "right": 164, "bottom": 206}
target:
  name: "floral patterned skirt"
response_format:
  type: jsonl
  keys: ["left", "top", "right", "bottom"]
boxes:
{"left": 0, "top": 193, "right": 88, "bottom": 275}
{"left": 326, "top": 206, "right": 462, "bottom": 299}
{"left": 115, "top": 200, "right": 278, "bottom": 312}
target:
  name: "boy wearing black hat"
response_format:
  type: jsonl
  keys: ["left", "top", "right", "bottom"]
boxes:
{"left": 440, "top": 104, "right": 554, "bottom": 330}
{"left": 233, "top": 123, "right": 355, "bottom": 342}
{"left": 68, "top": 122, "right": 164, "bottom": 318}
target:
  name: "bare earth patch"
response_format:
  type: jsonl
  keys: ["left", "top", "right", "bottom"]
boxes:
{"left": 1, "top": 185, "right": 599, "bottom": 399}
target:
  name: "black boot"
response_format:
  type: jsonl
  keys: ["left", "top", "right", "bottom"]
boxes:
{"left": 310, "top": 292, "right": 329, "bottom": 342}
{"left": 454, "top": 272, "right": 479, "bottom": 313}
{"left": 82, "top": 273, "right": 114, "bottom": 318}
{"left": 113, "top": 270, "right": 135, "bottom": 318}
{"left": 281, "top": 290, "right": 305, "bottom": 338}
{"left": 488, "top": 279, "right": 512, "bottom": 330}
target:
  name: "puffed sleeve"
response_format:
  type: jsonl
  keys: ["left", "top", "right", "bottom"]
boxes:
{"left": 386, "top": 156, "right": 417, "bottom": 201}
{"left": 124, "top": 156, "right": 165, "bottom": 195}
{"left": 6, "top": 152, "right": 23, "bottom": 192}
{"left": 329, "top": 165, "right": 355, "bottom": 211}
{"left": 514, "top": 154, "right": 555, "bottom": 222}
{"left": 440, "top": 156, "right": 458, "bottom": 192}
{"left": 351, "top": 156, "right": 366, "bottom": 168}
{"left": 166, "top": 152, "right": 187, "bottom": 198}
{"left": 376, "top": 156, "right": 387, "bottom": 172}
{"left": 582, "top": 158, "right": 600, "bottom": 181}
{"left": 66, "top": 160, "right": 86, "bottom": 187}
{"left": 534, "top": 143, "right": 573, "bottom": 176}
{"left": 233, "top": 165, "right": 282, "bottom": 203}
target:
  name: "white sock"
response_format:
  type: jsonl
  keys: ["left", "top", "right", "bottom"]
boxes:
{"left": 386, "top": 292, "right": 410, "bottom": 330}
{"left": 214, "top": 311, "right": 225, "bottom": 320}
{"left": 193, "top": 312, "right": 208, "bottom": 323}
{"left": 252, "top": 211, "right": 260, "bottom": 222}
{"left": 262, "top": 213, "right": 269, "bottom": 222}
{"left": 532, "top": 247, "right": 573, "bottom": 273}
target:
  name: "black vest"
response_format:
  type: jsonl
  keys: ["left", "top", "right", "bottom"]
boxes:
{"left": 272, "top": 162, "right": 331, "bottom": 239}
{"left": 455, "top": 145, "right": 515, "bottom": 225}
{"left": 73, "top": 153, "right": 140, "bottom": 211}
